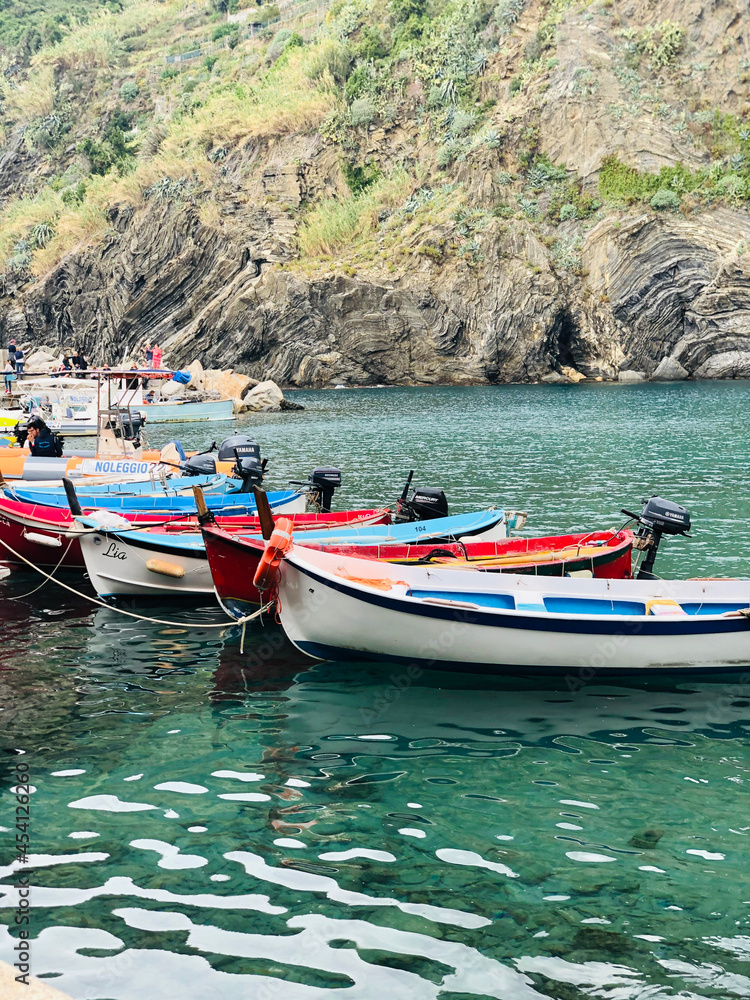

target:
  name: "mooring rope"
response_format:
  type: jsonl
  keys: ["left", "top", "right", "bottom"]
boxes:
{"left": 0, "top": 536, "right": 271, "bottom": 630}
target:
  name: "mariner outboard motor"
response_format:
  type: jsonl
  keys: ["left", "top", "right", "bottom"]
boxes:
{"left": 395, "top": 470, "right": 449, "bottom": 522}
{"left": 622, "top": 496, "right": 691, "bottom": 580}
{"left": 289, "top": 467, "right": 342, "bottom": 512}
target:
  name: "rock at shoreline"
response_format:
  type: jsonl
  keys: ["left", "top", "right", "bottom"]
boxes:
{"left": 203, "top": 369, "right": 257, "bottom": 400}
{"left": 693, "top": 351, "right": 750, "bottom": 379}
{"left": 652, "top": 357, "right": 689, "bottom": 381}
{"left": 244, "top": 379, "right": 285, "bottom": 411}
{"left": 618, "top": 370, "right": 647, "bottom": 382}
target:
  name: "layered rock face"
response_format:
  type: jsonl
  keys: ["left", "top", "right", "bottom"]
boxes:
{"left": 5, "top": 195, "right": 747, "bottom": 385}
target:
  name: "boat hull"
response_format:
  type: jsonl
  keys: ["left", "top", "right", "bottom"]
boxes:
{"left": 203, "top": 512, "right": 560, "bottom": 619}
{"left": 0, "top": 498, "right": 390, "bottom": 570}
{"left": 275, "top": 549, "right": 750, "bottom": 673}
{"left": 141, "top": 399, "right": 235, "bottom": 423}
{"left": 79, "top": 530, "right": 214, "bottom": 597}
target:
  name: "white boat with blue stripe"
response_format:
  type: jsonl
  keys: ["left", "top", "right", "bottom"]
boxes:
{"left": 274, "top": 543, "right": 750, "bottom": 673}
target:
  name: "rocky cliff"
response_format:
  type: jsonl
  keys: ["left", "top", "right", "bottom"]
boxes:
{"left": 0, "top": 0, "right": 747, "bottom": 385}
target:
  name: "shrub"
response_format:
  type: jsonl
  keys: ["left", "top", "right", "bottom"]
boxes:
{"left": 341, "top": 159, "right": 380, "bottom": 194}
{"left": 450, "top": 110, "right": 476, "bottom": 134}
{"left": 205, "top": 55, "right": 218, "bottom": 72}
{"left": 391, "top": 0, "right": 427, "bottom": 23}
{"left": 29, "top": 220, "right": 55, "bottom": 248}
{"left": 559, "top": 202, "right": 578, "bottom": 220}
{"left": 650, "top": 188, "right": 681, "bottom": 211}
{"left": 495, "top": 0, "right": 526, "bottom": 31}
{"left": 356, "top": 26, "right": 388, "bottom": 61}
{"left": 639, "top": 21, "right": 683, "bottom": 68}
{"left": 267, "top": 27, "right": 292, "bottom": 63}
{"left": 350, "top": 97, "right": 375, "bottom": 125}
{"left": 61, "top": 181, "right": 86, "bottom": 207}
{"left": 212, "top": 22, "right": 236, "bottom": 41}
{"left": 550, "top": 234, "right": 583, "bottom": 271}
{"left": 120, "top": 80, "right": 139, "bottom": 103}
{"left": 509, "top": 75, "right": 523, "bottom": 96}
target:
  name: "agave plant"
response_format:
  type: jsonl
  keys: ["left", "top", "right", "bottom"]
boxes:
{"left": 29, "top": 221, "right": 55, "bottom": 249}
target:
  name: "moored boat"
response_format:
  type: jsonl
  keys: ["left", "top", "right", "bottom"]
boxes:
{"left": 267, "top": 540, "right": 750, "bottom": 673}
{"left": 0, "top": 495, "right": 391, "bottom": 570}
{"left": 76, "top": 508, "right": 512, "bottom": 598}
{"left": 203, "top": 523, "right": 632, "bottom": 620}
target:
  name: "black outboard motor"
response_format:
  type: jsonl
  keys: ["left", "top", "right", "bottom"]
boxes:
{"left": 622, "top": 496, "right": 691, "bottom": 580}
{"left": 400, "top": 486, "right": 449, "bottom": 521}
{"left": 234, "top": 452, "right": 264, "bottom": 492}
{"left": 182, "top": 453, "right": 217, "bottom": 477}
{"left": 289, "top": 468, "right": 343, "bottom": 512}
{"left": 309, "top": 467, "right": 342, "bottom": 513}
{"left": 394, "top": 471, "right": 449, "bottom": 522}
{"left": 13, "top": 420, "right": 28, "bottom": 447}
{"left": 217, "top": 435, "right": 261, "bottom": 464}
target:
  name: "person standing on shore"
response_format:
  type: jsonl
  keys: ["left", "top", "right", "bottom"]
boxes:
{"left": 72, "top": 347, "right": 89, "bottom": 378}
{"left": 4, "top": 360, "right": 15, "bottom": 393}
{"left": 152, "top": 343, "right": 162, "bottom": 368}
{"left": 145, "top": 342, "right": 154, "bottom": 367}
{"left": 7, "top": 338, "right": 16, "bottom": 370}
{"left": 13, "top": 344, "right": 24, "bottom": 378}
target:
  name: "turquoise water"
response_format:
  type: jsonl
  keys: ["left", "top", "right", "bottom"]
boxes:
{"left": 2, "top": 383, "right": 750, "bottom": 999}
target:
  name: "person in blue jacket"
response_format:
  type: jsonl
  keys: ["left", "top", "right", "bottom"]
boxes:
{"left": 26, "top": 416, "right": 64, "bottom": 457}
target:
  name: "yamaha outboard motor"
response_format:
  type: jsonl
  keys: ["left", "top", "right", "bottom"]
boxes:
{"left": 622, "top": 496, "right": 691, "bottom": 580}
{"left": 289, "top": 468, "right": 342, "bottom": 512}
{"left": 217, "top": 435, "right": 261, "bottom": 463}
{"left": 182, "top": 453, "right": 217, "bottom": 477}
{"left": 395, "top": 470, "right": 449, "bottom": 522}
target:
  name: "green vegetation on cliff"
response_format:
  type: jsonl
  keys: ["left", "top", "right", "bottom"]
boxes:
{"left": 0, "top": 0, "right": 747, "bottom": 287}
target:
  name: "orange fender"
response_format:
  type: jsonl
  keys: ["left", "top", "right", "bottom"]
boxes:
{"left": 253, "top": 517, "right": 294, "bottom": 591}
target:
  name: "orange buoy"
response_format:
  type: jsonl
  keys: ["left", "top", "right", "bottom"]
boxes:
{"left": 253, "top": 517, "right": 294, "bottom": 591}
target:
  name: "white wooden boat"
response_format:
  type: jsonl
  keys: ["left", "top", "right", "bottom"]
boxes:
{"left": 271, "top": 544, "right": 750, "bottom": 673}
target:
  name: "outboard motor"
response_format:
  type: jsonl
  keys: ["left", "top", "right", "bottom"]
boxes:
{"left": 234, "top": 452, "right": 264, "bottom": 492}
{"left": 182, "top": 453, "right": 217, "bottom": 477}
{"left": 622, "top": 496, "right": 691, "bottom": 580}
{"left": 289, "top": 468, "right": 342, "bottom": 512}
{"left": 395, "top": 471, "right": 449, "bottom": 522}
{"left": 13, "top": 420, "right": 27, "bottom": 447}
{"left": 108, "top": 411, "right": 145, "bottom": 442}
{"left": 217, "top": 435, "right": 261, "bottom": 464}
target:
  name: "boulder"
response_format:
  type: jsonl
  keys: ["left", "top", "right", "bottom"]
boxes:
{"left": 560, "top": 365, "right": 587, "bottom": 383}
{"left": 618, "top": 370, "right": 647, "bottom": 382}
{"left": 243, "top": 379, "right": 285, "bottom": 411}
{"left": 156, "top": 378, "right": 185, "bottom": 398}
{"left": 232, "top": 396, "right": 248, "bottom": 414}
{"left": 186, "top": 359, "right": 204, "bottom": 390}
{"left": 203, "top": 369, "right": 255, "bottom": 400}
{"left": 693, "top": 351, "right": 750, "bottom": 379}
{"left": 652, "top": 357, "right": 688, "bottom": 381}
{"left": 25, "top": 349, "right": 59, "bottom": 373}
{"left": 541, "top": 371, "right": 570, "bottom": 384}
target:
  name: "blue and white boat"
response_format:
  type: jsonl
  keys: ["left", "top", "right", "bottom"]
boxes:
{"left": 271, "top": 543, "right": 750, "bottom": 673}
{"left": 3, "top": 485, "right": 306, "bottom": 516}
{"left": 77, "top": 509, "right": 511, "bottom": 598}
{"left": 4, "top": 472, "right": 236, "bottom": 500}
{"left": 141, "top": 398, "right": 235, "bottom": 424}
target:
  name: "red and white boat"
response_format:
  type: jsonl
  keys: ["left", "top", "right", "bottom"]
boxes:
{"left": 202, "top": 522, "right": 634, "bottom": 620}
{"left": 0, "top": 495, "right": 392, "bottom": 570}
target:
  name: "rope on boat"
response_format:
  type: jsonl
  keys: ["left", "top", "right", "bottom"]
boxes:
{"left": 0, "top": 536, "right": 272, "bottom": 630}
